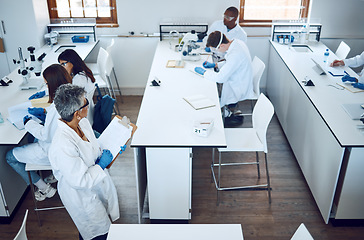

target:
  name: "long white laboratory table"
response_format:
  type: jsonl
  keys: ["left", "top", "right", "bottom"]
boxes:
{"left": 130, "top": 41, "right": 226, "bottom": 222}
{"left": 267, "top": 40, "right": 364, "bottom": 223}
{"left": 0, "top": 39, "right": 98, "bottom": 222}
{"left": 107, "top": 224, "right": 244, "bottom": 240}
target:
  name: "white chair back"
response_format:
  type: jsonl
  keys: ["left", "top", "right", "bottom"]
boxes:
{"left": 106, "top": 38, "right": 115, "bottom": 54}
{"left": 252, "top": 93, "right": 274, "bottom": 153}
{"left": 97, "top": 47, "right": 110, "bottom": 86}
{"left": 105, "top": 53, "right": 114, "bottom": 77}
{"left": 252, "top": 56, "right": 265, "bottom": 98}
{"left": 13, "top": 209, "right": 28, "bottom": 240}
{"left": 335, "top": 41, "right": 350, "bottom": 59}
{"left": 291, "top": 223, "right": 314, "bottom": 240}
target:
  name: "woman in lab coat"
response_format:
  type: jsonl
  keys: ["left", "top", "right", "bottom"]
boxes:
{"left": 58, "top": 49, "right": 96, "bottom": 124}
{"left": 195, "top": 31, "right": 254, "bottom": 111}
{"left": 49, "top": 84, "right": 119, "bottom": 240}
{"left": 6, "top": 64, "right": 72, "bottom": 201}
{"left": 331, "top": 51, "right": 364, "bottom": 89}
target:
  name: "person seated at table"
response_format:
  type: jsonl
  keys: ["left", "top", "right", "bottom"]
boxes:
{"left": 330, "top": 50, "right": 364, "bottom": 90}
{"left": 195, "top": 31, "right": 254, "bottom": 126}
{"left": 49, "top": 84, "right": 121, "bottom": 240}
{"left": 58, "top": 49, "right": 96, "bottom": 124}
{"left": 6, "top": 64, "right": 72, "bottom": 201}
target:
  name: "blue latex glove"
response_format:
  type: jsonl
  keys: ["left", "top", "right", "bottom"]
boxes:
{"left": 119, "top": 144, "right": 127, "bottom": 154}
{"left": 23, "top": 115, "right": 32, "bottom": 125}
{"left": 96, "top": 149, "right": 113, "bottom": 169}
{"left": 194, "top": 67, "right": 206, "bottom": 75}
{"left": 342, "top": 75, "right": 357, "bottom": 83}
{"left": 352, "top": 82, "right": 364, "bottom": 90}
{"left": 28, "top": 107, "right": 46, "bottom": 122}
{"left": 203, "top": 61, "right": 216, "bottom": 68}
{"left": 205, "top": 47, "right": 211, "bottom": 52}
{"left": 28, "top": 90, "right": 46, "bottom": 100}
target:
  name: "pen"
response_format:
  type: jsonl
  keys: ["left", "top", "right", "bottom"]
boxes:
{"left": 344, "top": 71, "right": 350, "bottom": 76}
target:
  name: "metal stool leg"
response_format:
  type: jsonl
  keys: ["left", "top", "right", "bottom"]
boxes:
{"left": 264, "top": 153, "right": 271, "bottom": 204}
{"left": 256, "top": 151, "right": 260, "bottom": 178}
{"left": 112, "top": 68, "right": 123, "bottom": 103}
{"left": 27, "top": 171, "right": 41, "bottom": 226}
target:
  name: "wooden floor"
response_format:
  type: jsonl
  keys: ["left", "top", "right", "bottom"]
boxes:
{"left": 1, "top": 96, "right": 364, "bottom": 239}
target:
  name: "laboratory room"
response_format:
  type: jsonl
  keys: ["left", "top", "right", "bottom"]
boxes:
{"left": 1, "top": 0, "right": 364, "bottom": 239}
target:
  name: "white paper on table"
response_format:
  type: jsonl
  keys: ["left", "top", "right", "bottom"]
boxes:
{"left": 7, "top": 102, "right": 33, "bottom": 130}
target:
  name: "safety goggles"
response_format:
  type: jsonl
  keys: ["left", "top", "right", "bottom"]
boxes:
{"left": 60, "top": 61, "right": 69, "bottom": 67}
{"left": 78, "top": 98, "right": 89, "bottom": 111}
{"left": 223, "top": 15, "right": 236, "bottom": 21}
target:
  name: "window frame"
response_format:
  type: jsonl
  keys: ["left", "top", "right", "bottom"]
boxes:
{"left": 239, "top": 0, "right": 310, "bottom": 27}
{"left": 47, "top": 0, "right": 118, "bottom": 27}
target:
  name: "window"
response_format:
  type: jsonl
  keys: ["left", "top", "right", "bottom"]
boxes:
{"left": 240, "top": 0, "right": 310, "bottom": 26}
{"left": 47, "top": 0, "right": 118, "bottom": 26}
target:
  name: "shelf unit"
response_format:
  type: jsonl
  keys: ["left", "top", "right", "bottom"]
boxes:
{"left": 159, "top": 23, "right": 208, "bottom": 41}
{"left": 271, "top": 23, "right": 322, "bottom": 42}
{"left": 47, "top": 22, "right": 96, "bottom": 42}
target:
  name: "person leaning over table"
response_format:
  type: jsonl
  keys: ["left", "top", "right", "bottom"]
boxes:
{"left": 58, "top": 49, "right": 96, "bottom": 124}
{"left": 202, "top": 6, "right": 247, "bottom": 71}
{"left": 6, "top": 64, "right": 72, "bottom": 201}
{"left": 49, "top": 84, "right": 127, "bottom": 240}
{"left": 330, "top": 50, "right": 364, "bottom": 90}
{"left": 195, "top": 31, "right": 254, "bottom": 126}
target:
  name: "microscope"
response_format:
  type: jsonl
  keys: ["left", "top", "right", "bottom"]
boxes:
{"left": 180, "top": 31, "right": 201, "bottom": 61}
{"left": 13, "top": 46, "right": 46, "bottom": 90}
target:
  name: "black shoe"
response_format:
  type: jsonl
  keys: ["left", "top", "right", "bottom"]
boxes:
{"left": 224, "top": 115, "right": 244, "bottom": 127}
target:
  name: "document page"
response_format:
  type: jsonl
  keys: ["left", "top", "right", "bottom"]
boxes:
{"left": 183, "top": 94, "right": 216, "bottom": 110}
{"left": 7, "top": 102, "right": 33, "bottom": 130}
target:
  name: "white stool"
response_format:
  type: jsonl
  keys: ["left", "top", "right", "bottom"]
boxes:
{"left": 25, "top": 163, "right": 64, "bottom": 226}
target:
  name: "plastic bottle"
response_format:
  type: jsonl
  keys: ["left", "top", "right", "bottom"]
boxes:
{"left": 323, "top": 49, "right": 330, "bottom": 64}
{"left": 300, "top": 25, "right": 307, "bottom": 44}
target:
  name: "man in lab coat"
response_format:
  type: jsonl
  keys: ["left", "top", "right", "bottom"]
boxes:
{"left": 195, "top": 31, "right": 254, "bottom": 126}
{"left": 207, "top": 6, "right": 247, "bottom": 44}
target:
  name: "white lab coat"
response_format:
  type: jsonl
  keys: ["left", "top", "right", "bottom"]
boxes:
{"left": 49, "top": 118, "right": 119, "bottom": 240}
{"left": 13, "top": 103, "right": 59, "bottom": 165}
{"left": 207, "top": 20, "right": 247, "bottom": 43}
{"left": 204, "top": 39, "right": 254, "bottom": 107}
{"left": 344, "top": 51, "right": 364, "bottom": 84}
{"left": 73, "top": 72, "right": 96, "bottom": 125}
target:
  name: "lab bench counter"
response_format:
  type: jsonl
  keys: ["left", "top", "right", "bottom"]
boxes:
{"left": 131, "top": 41, "right": 226, "bottom": 222}
{"left": 0, "top": 39, "right": 98, "bottom": 222}
{"left": 267, "top": 40, "right": 364, "bottom": 224}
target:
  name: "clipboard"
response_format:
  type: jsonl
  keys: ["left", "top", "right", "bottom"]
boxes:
{"left": 97, "top": 115, "right": 137, "bottom": 168}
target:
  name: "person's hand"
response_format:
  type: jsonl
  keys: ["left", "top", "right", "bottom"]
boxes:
{"left": 28, "top": 90, "right": 46, "bottom": 100}
{"left": 23, "top": 115, "right": 32, "bottom": 125}
{"left": 194, "top": 67, "right": 206, "bottom": 75}
{"left": 203, "top": 61, "right": 216, "bottom": 68}
{"left": 352, "top": 82, "right": 364, "bottom": 90}
{"left": 119, "top": 144, "right": 127, "bottom": 155}
{"left": 330, "top": 60, "right": 344, "bottom": 67}
{"left": 96, "top": 149, "right": 113, "bottom": 169}
{"left": 28, "top": 107, "right": 46, "bottom": 122}
{"left": 342, "top": 75, "right": 357, "bottom": 83}
{"left": 205, "top": 47, "right": 211, "bottom": 52}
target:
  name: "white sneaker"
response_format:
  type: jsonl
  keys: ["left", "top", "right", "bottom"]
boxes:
{"left": 44, "top": 174, "right": 57, "bottom": 184}
{"left": 34, "top": 184, "right": 56, "bottom": 201}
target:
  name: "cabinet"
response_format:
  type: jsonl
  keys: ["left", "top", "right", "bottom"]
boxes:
{"left": 271, "top": 23, "right": 322, "bottom": 42}
{"left": 159, "top": 23, "right": 208, "bottom": 41}
{"left": 146, "top": 148, "right": 192, "bottom": 220}
{"left": 47, "top": 19, "right": 96, "bottom": 42}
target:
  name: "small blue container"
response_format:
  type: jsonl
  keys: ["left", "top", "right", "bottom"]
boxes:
{"left": 71, "top": 35, "right": 89, "bottom": 43}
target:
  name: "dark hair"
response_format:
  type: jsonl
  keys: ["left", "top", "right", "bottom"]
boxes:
{"left": 58, "top": 49, "right": 96, "bottom": 83}
{"left": 226, "top": 6, "right": 239, "bottom": 18}
{"left": 42, "top": 64, "right": 73, "bottom": 103}
{"left": 54, "top": 84, "right": 86, "bottom": 122}
{"left": 206, "top": 31, "right": 229, "bottom": 48}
